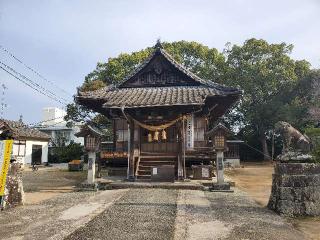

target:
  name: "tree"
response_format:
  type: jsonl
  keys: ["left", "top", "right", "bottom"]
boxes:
{"left": 224, "top": 39, "right": 311, "bottom": 160}
{"left": 49, "top": 141, "right": 84, "bottom": 163}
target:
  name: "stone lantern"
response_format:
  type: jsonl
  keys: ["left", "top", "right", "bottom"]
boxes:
{"left": 205, "top": 123, "right": 231, "bottom": 190}
{"left": 76, "top": 124, "right": 104, "bottom": 185}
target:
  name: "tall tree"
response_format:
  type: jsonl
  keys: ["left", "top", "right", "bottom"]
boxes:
{"left": 224, "top": 38, "right": 311, "bottom": 160}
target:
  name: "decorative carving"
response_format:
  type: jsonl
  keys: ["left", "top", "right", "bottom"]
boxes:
{"left": 275, "top": 121, "right": 313, "bottom": 162}
{"left": 123, "top": 55, "right": 195, "bottom": 87}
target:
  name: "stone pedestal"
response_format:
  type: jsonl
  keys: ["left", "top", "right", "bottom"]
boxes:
{"left": 216, "top": 151, "right": 224, "bottom": 184}
{"left": 268, "top": 162, "right": 320, "bottom": 216}
{"left": 211, "top": 182, "right": 231, "bottom": 191}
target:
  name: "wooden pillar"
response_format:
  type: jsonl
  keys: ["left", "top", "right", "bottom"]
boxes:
{"left": 177, "top": 120, "right": 184, "bottom": 180}
{"left": 127, "top": 119, "right": 135, "bottom": 181}
{"left": 112, "top": 119, "right": 116, "bottom": 151}
{"left": 97, "top": 153, "right": 101, "bottom": 178}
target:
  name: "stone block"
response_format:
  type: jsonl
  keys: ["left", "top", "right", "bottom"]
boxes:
{"left": 268, "top": 162, "right": 320, "bottom": 217}
{"left": 304, "top": 201, "right": 320, "bottom": 216}
{"left": 275, "top": 163, "right": 320, "bottom": 175}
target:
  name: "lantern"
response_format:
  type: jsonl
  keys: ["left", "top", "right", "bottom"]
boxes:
{"left": 214, "top": 131, "right": 226, "bottom": 150}
{"left": 161, "top": 129, "right": 167, "bottom": 140}
{"left": 154, "top": 130, "right": 159, "bottom": 141}
{"left": 205, "top": 123, "right": 231, "bottom": 152}
{"left": 85, "top": 135, "right": 100, "bottom": 152}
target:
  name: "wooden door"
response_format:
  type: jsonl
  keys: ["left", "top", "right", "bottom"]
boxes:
{"left": 32, "top": 145, "right": 42, "bottom": 165}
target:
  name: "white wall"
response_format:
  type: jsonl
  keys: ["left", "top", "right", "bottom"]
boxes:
{"left": 24, "top": 140, "right": 49, "bottom": 164}
{"left": 42, "top": 107, "right": 66, "bottom": 126}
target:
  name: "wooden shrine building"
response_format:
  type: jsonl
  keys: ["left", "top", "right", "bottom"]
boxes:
{"left": 77, "top": 42, "right": 241, "bottom": 181}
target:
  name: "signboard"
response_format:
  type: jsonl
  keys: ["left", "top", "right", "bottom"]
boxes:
{"left": 0, "top": 140, "right": 13, "bottom": 196}
{"left": 201, "top": 167, "right": 209, "bottom": 178}
{"left": 186, "top": 114, "right": 194, "bottom": 149}
{"left": 152, "top": 167, "right": 157, "bottom": 175}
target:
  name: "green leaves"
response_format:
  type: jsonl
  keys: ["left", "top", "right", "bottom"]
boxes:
{"left": 225, "top": 38, "right": 311, "bottom": 131}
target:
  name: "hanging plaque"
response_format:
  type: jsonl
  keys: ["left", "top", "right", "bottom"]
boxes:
{"left": 186, "top": 114, "right": 194, "bottom": 150}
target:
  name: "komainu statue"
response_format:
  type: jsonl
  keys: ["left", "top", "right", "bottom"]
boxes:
{"left": 275, "top": 121, "right": 312, "bottom": 162}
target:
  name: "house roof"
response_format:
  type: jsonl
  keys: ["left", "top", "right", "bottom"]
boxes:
{"left": 0, "top": 119, "right": 50, "bottom": 140}
{"left": 76, "top": 44, "right": 242, "bottom": 109}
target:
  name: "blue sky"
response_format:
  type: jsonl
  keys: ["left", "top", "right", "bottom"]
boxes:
{"left": 0, "top": 0, "right": 319, "bottom": 124}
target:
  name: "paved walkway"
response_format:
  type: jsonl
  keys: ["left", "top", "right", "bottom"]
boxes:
{"left": 175, "top": 189, "right": 307, "bottom": 240}
{"left": 0, "top": 188, "right": 309, "bottom": 240}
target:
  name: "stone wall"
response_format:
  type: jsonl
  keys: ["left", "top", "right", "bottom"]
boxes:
{"left": 268, "top": 163, "right": 320, "bottom": 216}
{"left": 2, "top": 162, "right": 25, "bottom": 209}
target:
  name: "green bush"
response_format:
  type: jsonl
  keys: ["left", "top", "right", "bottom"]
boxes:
{"left": 305, "top": 128, "right": 320, "bottom": 162}
{"left": 49, "top": 141, "right": 84, "bottom": 163}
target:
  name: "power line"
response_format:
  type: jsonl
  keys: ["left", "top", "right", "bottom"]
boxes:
{"left": 0, "top": 65, "right": 67, "bottom": 105}
{"left": 1, "top": 84, "right": 7, "bottom": 118}
{"left": 0, "top": 61, "right": 69, "bottom": 104}
{"left": 0, "top": 45, "right": 73, "bottom": 98}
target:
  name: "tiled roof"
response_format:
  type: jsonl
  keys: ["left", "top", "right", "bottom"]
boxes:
{"left": 75, "top": 124, "right": 107, "bottom": 137}
{"left": 0, "top": 119, "right": 50, "bottom": 140}
{"left": 102, "top": 86, "right": 225, "bottom": 108}
{"left": 79, "top": 85, "right": 239, "bottom": 108}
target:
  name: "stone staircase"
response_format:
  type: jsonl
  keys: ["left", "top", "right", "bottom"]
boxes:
{"left": 135, "top": 155, "right": 176, "bottom": 181}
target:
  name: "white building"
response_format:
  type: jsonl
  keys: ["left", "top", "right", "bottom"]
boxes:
{"left": 41, "top": 107, "right": 67, "bottom": 127}
{"left": 0, "top": 119, "right": 50, "bottom": 165}
{"left": 36, "top": 107, "right": 84, "bottom": 146}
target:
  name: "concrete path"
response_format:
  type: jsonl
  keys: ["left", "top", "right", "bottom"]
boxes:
{"left": 174, "top": 189, "right": 307, "bottom": 240}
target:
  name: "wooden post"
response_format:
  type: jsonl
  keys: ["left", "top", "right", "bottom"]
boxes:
{"left": 112, "top": 119, "right": 116, "bottom": 151}
{"left": 177, "top": 120, "right": 184, "bottom": 180}
{"left": 87, "top": 151, "right": 96, "bottom": 184}
{"left": 127, "top": 119, "right": 135, "bottom": 181}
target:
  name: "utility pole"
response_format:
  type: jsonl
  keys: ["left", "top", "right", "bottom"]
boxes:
{"left": 1, "top": 84, "right": 7, "bottom": 119}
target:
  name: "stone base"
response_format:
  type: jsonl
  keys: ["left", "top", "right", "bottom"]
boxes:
{"left": 210, "top": 182, "right": 231, "bottom": 191}
{"left": 268, "top": 162, "right": 320, "bottom": 216}
{"left": 78, "top": 182, "right": 99, "bottom": 191}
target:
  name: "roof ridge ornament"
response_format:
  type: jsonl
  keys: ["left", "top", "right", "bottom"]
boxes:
{"left": 155, "top": 39, "right": 163, "bottom": 50}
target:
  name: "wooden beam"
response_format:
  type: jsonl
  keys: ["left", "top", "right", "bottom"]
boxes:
{"left": 177, "top": 120, "right": 184, "bottom": 180}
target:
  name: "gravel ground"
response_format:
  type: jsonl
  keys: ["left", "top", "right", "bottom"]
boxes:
{"left": 0, "top": 190, "right": 127, "bottom": 240}
{"left": 175, "top": 189, "right": 308, "bottom": 240}
{"left": 22, "top": 168, "right": 86, "bottom": 192}
{"left": 65, "top": 189, "right": 178, "bottom": 240}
